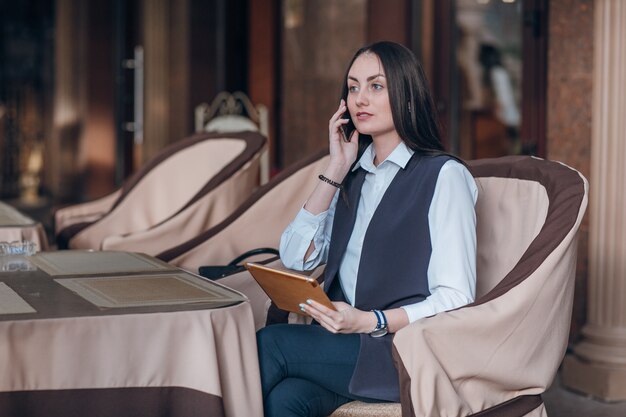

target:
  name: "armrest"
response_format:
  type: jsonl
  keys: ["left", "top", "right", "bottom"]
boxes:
{"left": 392, "top": 238, "right": 578, "bottom": 416}
{"left": 100, "top": 169, "right": 257, "bottom": 255}
{"left": 215, "top": 258, "right": 279, "bottom": 331}
{"left": 54, "top": 190, "right": 121, "bottom": 235}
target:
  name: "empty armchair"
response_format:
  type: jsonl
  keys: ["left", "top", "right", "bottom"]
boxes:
{"left": 56, "top": 131, "right": 266, "bottom": 252}
{"left": 157, "top": 150, "right": 329, "bottom": 272}
{"left": 195, "top": 91, "right": 271, "bottom": 184}
{"left": 156, "top": 150, "right": 328, "bottom": 330}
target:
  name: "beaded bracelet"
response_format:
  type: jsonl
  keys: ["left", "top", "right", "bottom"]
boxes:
{"left": 318, "top": 174, "right": 343, "bottom": 189}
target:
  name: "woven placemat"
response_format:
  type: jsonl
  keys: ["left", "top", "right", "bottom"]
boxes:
{"left": 55, "top": 272, "right": 245, "bottom": 308}
{"left": 30, "top": 251, "right": 176, "bottom": 277}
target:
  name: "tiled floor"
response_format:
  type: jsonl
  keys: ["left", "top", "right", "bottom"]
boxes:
{"left": 544, "top": 373, "right": 626, "bottom": 417}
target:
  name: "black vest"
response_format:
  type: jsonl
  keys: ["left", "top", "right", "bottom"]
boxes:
{"left": 324, "top": 153, "right": 451, "bottom": 401}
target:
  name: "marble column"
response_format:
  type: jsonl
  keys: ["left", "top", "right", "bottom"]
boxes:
{"left": 562, "top": 0, "right": 626, "bottom": 401}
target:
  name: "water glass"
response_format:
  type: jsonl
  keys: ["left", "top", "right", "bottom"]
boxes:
{"left": 0, "top": 240, "right": 37, "bottom": 256}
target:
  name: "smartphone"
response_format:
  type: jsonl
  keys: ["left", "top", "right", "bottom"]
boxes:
{"left": 341, "top": 114, "right": 356, "bottom": 142}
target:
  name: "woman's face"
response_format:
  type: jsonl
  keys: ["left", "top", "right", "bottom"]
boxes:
{"left": 346, "top": 53, "right": 396, "bottom": 140}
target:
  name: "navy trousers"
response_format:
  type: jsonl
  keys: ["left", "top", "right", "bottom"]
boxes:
{"left": 257, "top": 324, "right": 380, "bottom": 417}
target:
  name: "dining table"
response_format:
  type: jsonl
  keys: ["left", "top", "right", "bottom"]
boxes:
{"left": 0, "top": 250, "right": 263, "bottom": 417}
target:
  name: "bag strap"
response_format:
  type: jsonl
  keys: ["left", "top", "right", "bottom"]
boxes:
{"left": 198, "top": 248, "right": 280, "bottom": 281}
{"left": 227, "top": 247, "right": 279, "bottom": 266}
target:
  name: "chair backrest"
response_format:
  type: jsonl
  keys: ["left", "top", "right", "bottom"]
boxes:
{"left": 196, "top": 91, "right": 270, "bottom": 184}
{"left": 195, "top": 91, "right": 268, "bottom": 136}
{"left": 473, "top": 175, "right": 549, "bottom": 298}
{"left": 392, "top": 155, "right": 588, "bottom": 417}
{"left": 60, "top": 132, "right": 265, "bottom": 250}
{"left": 158, "top": 151, "right": 329, "bottom": 272}
{"left": 98, "top": 140, "right": 265, "bottom": 255}
{"left": 467, "top": 155, "right": 587, "bottom": 306}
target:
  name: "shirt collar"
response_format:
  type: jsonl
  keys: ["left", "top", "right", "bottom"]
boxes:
{"left": 352, "top": 141, "right": 414, "bottom": 173}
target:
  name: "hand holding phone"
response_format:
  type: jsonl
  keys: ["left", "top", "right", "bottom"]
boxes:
{"left": 328, "top": 100, "right": 359, "bottom": 169}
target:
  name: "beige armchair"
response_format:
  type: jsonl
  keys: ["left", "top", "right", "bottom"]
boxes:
{"left": 55, "top": 131, "right": 266, "bottom": 253}
{"left": 195, "top": 91, "right": 270, "bottom": 184}
{"left": 157, "top": 150, "right": 328, "bottom": 270}
{"left": 156, "top": 151, "right": 328, "bottom": 330}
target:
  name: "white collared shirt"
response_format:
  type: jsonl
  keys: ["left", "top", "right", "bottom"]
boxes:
{"left": 279, "top": 142, "right": 478, "bottom": 323}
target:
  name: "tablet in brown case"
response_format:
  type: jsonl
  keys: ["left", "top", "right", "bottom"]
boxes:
{"left": 244, "top": 262, "right": 336, "bottom": 314}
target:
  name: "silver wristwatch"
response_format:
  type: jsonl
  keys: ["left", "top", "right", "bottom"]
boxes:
{"left": 370, "top": 309, "right": 389, "bottom": 338}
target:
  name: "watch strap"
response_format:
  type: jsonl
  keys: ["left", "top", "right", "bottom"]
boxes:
{"left": 372, "top": 309, "right": 384, "bottom": 328}
{"left": 370, "top": 309, "right": 388, "bottom": 337}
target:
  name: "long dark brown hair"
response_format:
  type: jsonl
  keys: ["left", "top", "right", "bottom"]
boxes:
{"left": 340, "top": 41, "right": 448, "bottom": 160}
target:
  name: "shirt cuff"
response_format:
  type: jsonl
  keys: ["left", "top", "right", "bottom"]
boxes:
{"left": 401, "top": 302, "right": 437, "bottom": 324}
{"left": 279, "top": 205, "right": 330, "bottom": 271}
{"left": 297, "top": 204, "right": 330, "bottom": 225}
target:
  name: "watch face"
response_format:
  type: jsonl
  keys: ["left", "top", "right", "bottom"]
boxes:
{"left": 370, "top": 326, "right": 388, "bottom": 338}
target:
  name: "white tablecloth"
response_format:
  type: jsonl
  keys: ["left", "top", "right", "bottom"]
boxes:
{"left": 0, "top": 251, "right": 263, "bottom": 417}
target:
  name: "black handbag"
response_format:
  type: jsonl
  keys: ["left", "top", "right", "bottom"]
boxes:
{"left": 198, "top": 247, "right": 279, "bottom": 280}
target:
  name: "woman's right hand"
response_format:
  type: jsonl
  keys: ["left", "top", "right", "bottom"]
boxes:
{"left": 328, "top": 99, "right": 358, "bottom": 175}
{"left": 301, "top": 101, "right": 355, "bottom": 220}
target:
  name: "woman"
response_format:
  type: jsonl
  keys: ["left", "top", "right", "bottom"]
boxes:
{"left": 257, "top": 41, "right": 478, "bottom": 417}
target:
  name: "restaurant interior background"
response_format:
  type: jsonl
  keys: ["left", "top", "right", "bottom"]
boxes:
{"left": 0, "top": 0, "right": 588, "bottom": 337}
{"left": 6, "top": 0, "right": 622, "bottom": 405}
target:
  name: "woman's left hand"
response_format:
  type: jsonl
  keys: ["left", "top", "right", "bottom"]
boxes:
{"left": 300, "top": 300, "right": 376, "bottom": 334}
